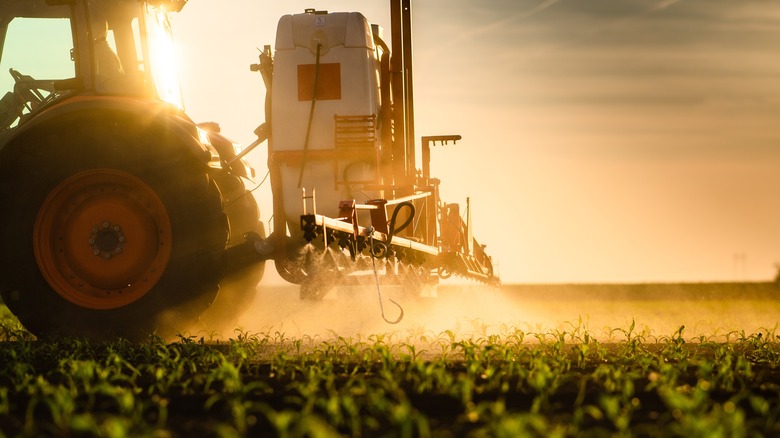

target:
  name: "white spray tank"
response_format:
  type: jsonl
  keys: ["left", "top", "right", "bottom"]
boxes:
{"left": 269, "top": 10, "right": 384, "bottom": 240}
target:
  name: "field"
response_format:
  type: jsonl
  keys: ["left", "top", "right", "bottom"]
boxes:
{"left": 1, "top": 282, "right": 779, "bottom": 436}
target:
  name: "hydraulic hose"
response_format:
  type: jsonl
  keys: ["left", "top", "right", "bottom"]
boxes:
{"left": 386, "top": 201, "right": 415, "bottom": 244}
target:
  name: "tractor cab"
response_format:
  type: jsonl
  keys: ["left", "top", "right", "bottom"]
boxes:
{"left": 0, "top": 0, "right": 186, "bottom": 131}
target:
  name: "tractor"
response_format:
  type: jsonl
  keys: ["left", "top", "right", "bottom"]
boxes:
{"left": 0, "top": 0, "right": 496, "bottom": 340}
{"left": 0, "top": 0, "right": 265, "bottom": 339}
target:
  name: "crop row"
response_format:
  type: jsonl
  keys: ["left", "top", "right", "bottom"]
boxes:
{"left": 1, "top": 306, "right": 779, "bottom": 436}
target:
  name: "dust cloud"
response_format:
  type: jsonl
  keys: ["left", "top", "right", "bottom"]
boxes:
{"left": 190, "top": 279, "right": 780, "bottom": 343}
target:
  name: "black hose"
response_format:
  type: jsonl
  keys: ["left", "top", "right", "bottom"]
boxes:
{"left": 386, "top": 201, "right": 415, "bottom": 244}
{"left": 297, "top": 43, "right": 322, "bottom": 188}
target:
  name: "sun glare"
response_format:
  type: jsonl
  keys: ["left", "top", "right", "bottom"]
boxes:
{"left": 146, "top": 10, "right": 183, "bottom": 109}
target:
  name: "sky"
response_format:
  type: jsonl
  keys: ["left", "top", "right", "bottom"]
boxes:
{"left": 172, "top": 0, "right": 780, "bottom": 285}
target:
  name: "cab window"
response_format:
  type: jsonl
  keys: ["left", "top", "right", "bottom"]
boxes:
{"left": 0, "top": 17, "right": 75, "bottom": 128}
{"left": 0, "top": 17, "right": 75, "bottom": 92}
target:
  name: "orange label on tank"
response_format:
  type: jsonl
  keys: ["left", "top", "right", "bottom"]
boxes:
{"left": 297, "top": 63, "right": 341, "bottom": 101}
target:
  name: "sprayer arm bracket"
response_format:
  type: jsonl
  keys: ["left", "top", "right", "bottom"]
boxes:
{"left": 301, "top": 213, "right": 439, "bottom": 257}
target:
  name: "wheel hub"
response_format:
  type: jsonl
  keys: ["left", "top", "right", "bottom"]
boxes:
{"left": 90, "top": 222, "right": 127, "bottom": 259}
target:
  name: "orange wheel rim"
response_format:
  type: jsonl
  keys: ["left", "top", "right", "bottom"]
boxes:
{"left": 34, "top": 169, "right": 172, "bottom": 310}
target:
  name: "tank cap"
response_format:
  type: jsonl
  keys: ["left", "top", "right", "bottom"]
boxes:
{"left": 304, "top": 8, "right": 328, "bottom": 14}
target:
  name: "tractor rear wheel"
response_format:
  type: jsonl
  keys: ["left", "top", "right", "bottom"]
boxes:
{"left": 0, "top": 112, "right": 227, "bottom": 340}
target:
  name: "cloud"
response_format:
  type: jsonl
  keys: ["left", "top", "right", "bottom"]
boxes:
{"left": 414, "top": 0, "right": 562, "bottom": 52}
{"left": 653, "top": 0, "right": 684, "bottom": 9}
